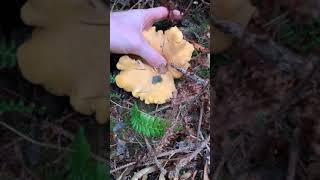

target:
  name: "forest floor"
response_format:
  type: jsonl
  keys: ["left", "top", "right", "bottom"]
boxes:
{"left": 213, "top": 1, "right": 320, "bottom": 180}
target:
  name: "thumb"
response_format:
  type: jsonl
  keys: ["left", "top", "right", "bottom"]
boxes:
{"left": 137, "top": 41, "right": 167, "bottom": 69}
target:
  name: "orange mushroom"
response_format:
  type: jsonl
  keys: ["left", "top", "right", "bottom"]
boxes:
{"left": 17, "top": 0, "right": 108, "bottom": 124}
{"left": 212, "top": 0, "right": 256, "bottom": 52}
{"left": 115, "top": 26, "right": 194, "bottom": 104}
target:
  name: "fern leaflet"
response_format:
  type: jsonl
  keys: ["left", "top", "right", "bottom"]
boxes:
{"left": 0, "top": 40, "right": 17, "bottom": 69}
{"left": 130, "top": 104, "right": 169, "bottom": 137}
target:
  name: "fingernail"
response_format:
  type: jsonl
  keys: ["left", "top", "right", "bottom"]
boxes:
{"left": 157, "top": 64, "right": 167, "bottom": 74}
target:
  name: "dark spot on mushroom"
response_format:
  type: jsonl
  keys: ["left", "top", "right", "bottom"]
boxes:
{"left": 152, "top": 75, "right": 162, "bottom": 84}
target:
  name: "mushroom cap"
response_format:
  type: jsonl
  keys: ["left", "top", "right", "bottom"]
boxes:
{"left": 115, "top": 26, "right": 194, "bottom": 104}
{"left": 143, "top": 26, "right": 194, "bottom": 78}
{"left": 116, "top": 56, "right": 176, "bottom": 104}
{"left": 17, "top": 0, "right": 108, "bottom": 124}
{"left": 212, "top": 0, "right": 256, "bottom": 53}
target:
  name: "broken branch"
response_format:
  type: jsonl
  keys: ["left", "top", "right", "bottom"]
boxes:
{"left": 170, "top": 63, "right": 208, "bottom": 85}
{"left": 210, "top": 16, "right": 320, "bottom": 78}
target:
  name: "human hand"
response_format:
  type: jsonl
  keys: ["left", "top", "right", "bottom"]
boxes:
{"left": 110, "top": 7, "right": 183, "bottom": 72}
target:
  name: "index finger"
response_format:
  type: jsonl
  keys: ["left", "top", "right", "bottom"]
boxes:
{"left": 144, "top": 6, "right": 183, "bottom": 25}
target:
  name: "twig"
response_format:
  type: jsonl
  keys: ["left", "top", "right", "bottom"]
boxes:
{"left": 182, "top": 82, "right": 209, "bottom": 104}
{"left": 116, "top": 167, "right": 130, "bottom": 180}
{"left": 203, "top": 160, "right": 210, "bottom": 180}
{"left": 14, "top": 145, "right": 41, "bottom": 180}
{"left": 111, "top": 100, "right": 131, "bottom": 110}
{"left": 200, "top": 0, "right": 210, "bottom": 5}
{"left": 111, "top": 100, "right": 147, "bottom": 115}
{"left": 181, "top": 0, "right": 194, "bottom": 18}
{"left": 111, "top": 144, "right": 196, "bottom": 173}
{"left": 130, "top": 0, "right": 143, "bottom": 9}
{"left": 263, "top": 11, "right": 289, "bottom": 28}
{"left": 170, "top": 64, "right": 207, "bottom": 85}
{"left": 213, "top": 157, "right": 225, "bottom": 180}
{"left": 156, "top": 144, "right": 195, "bottom": 158}
{"left": 111, "top": 162, "right": 137, "bottom": 174}
{"left": 131, "top": 166, "right": 157, "bottom": 180}
{"left": 197, "top": 102, "right": 205, "bottom": 141}
{"left": 192, "top": 170, "right": 197, "bottom": 180}
{"left": 156, "top": 106, "right": 182, "bottom": 152}
{"left": 149, "top": 104, "right": 171, "bottom": 115}
{"left": 286, "top": 128, "right": 300, "bottom": 180}
{"left": 174, "top": 136, "right": 210, "bottom": 180}
{"left": 210, "top": 16, "right": 320, "bottom": 78}
{"left": 0, "top": 121, "right": 106, "bottom": 163}
{"left": 144, "top": 137, "right": 167, "bottom": 176}
{"left": 0, "top": 121, "right": 68, "bottom": 151}
{"left": 111, "top": 0, "right": 119, "bottom": 11}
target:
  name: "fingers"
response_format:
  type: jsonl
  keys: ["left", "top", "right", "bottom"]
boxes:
{"left": 144, "top": 6, "right": 183, "bottom": 24}
{"left": 171, "top": 9, "right": 184, "bottom": 20}
{"left": 137, "top": 40, "right": 167, "bottom": 69}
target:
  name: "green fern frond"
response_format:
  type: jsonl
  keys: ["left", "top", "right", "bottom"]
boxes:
{"left": 110, "top": 91, "right": 121, "bottom": 100}
{"left": 0, "top": 40, "right": 17, "bottom": 69}
{"left": 109, "top": 73, "right": 116, "bottom": 84}
{"left": 66, "top": 128, "right": 108, "bottom": 180}
{"left": 130, "top": 104, "right": 169, "bottom": 137}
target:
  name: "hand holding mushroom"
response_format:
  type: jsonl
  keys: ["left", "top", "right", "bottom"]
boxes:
{"left": 110, "top": 7, "right": 183, "bottom": 70}
{"left": 115, "top": 26, "right": 194, "bottom": 104}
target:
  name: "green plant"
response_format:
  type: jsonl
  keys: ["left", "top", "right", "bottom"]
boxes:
{"left": 0, "top": 40, "right": 17, "bottom": 69}
{"left": 278, "top": 17, "right": 320, "bottom": 53}
{"left": 197, "top": 68, "right": 210, "bottom": 78}
{"left": 0, "top": 99, "right": 46, "bottom": 115}
{"left": 109, "top": 73, "right": 116, "bottom": 84}
{"left": 66, "top": 127, "right": 108, "bottom": 180}
{"left": 110, "top": 91, "right": 121, "bottom": 100}
{"left": 130, "top": 104, "right": 170, "bottom": 137}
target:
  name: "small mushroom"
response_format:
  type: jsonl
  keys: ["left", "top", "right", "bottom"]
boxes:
{"left": 17, "top": 0, "right": 108, "bottom": 124}
{"left": 115, "top": 26, "right": 194, "bottom": 104}
{"left": 212, "top": 0, "right": 256, "bottom": 53}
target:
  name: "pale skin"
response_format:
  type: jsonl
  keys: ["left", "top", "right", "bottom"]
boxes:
{"left": 110, "top": 7, "right": 183, "bottom": 73}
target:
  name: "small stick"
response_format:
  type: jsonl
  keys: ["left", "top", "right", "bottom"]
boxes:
{"left": 197, "top": 102, "right": 205, "bottom": 141}
{"left": 156, "top": 144, "right": 195, "bottom": 158}
{"left": 203, "top": 160, "right": 210, "bottom": 180}
{"left": 174, "top": 137, "right": 210, "bottom": 179}
{"left": 213, "top": 157, "right": 225, "bottom": 180}
{"left": 286, "top": 128, "right": 300, "bottom": 180}
{"left": 111, "top": 162, "right": 137, "bottom": 174}
{"left": 144, "top": 137, "right": 167, "bottom": 176}
{"left": 156, "top": 107, "right": 182, "bottom": 152}
{"left": 210, "top": 16, "right": 320, "bottom": 78}
{"left": 0, "top": 121, "right": 106, "bottom": 163}
{"left": 170, "top": 64, "right": 207, "bottom": 85}
{"left": 131, "top": 166, "right": 158, "bottom": 180}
